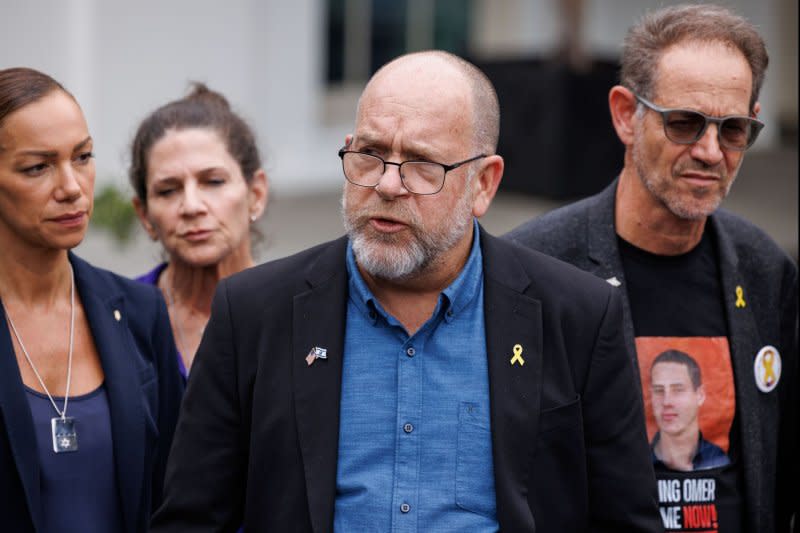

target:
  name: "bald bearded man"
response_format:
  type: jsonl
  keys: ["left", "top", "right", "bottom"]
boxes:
{"left": 151, "top": 50, "right": 660, "bottom": 533}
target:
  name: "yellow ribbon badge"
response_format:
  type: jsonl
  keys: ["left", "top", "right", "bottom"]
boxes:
{"left": 763, "top": 349, "right": 777, "bottom": 387}
{"left": 735, "top": 286, "right": 746, "bottom": 308}
{"left": 754, "top": 345, "right": 782, "bottom": 393}
{"left": 510, "top": 344, "right": 525, "bottom": 366}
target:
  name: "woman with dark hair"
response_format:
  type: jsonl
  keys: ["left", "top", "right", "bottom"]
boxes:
{"left": 0, "top": 67, "right": 184, "bottom": 532}
{"left": 131, "top": 84, "right": 268, "bottom": 377}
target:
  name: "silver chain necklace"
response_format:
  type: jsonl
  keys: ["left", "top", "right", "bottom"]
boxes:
{"left": 162, "top": 269, "right": 210, "bottom": 371}
{"left": 3, "top": 264, "right": 78, "bottom": 453}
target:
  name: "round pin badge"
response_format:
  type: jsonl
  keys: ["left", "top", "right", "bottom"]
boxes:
{"left": 753, "top": 345, "right": 781, "bottom": 393}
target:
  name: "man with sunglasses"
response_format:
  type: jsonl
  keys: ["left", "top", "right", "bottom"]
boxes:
{"left": 152, "top": 50, "right": 662, "bottom": 532}
{"left": 506, "top": 4, "right": 797, "bottom": 532}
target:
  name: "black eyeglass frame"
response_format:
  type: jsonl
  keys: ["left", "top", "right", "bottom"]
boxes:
{"left": 338, "top": 148, "right": 487, "bottom": 195}
{"left": 634, "top": 94, "right": 764, "bottom": 151}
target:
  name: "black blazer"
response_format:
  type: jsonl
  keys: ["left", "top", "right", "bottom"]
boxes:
{"left": 152, "top": 228, "right": 662, "bottom": 532}
{"left": 0, "top": 253, "right": 184, "bottom": 533}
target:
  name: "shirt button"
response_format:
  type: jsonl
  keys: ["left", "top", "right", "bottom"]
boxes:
{"left": 403, "top": 423, "right": 414, "bottom": 433}
{"left": 406, "top": 347, "right": 416, "bottom": 357}
{"left": 369, "top": 311, "right": 376, "bottom": 320}
{"left": 447, "top": 309, "right": 454, "bottom": 317}
{"left": 400, "top": 503, "right": 411, "bottom": 513}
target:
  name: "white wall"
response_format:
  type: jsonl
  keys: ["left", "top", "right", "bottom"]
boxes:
{"left": 0, "top": 0, "right": 347, "bottom": 197}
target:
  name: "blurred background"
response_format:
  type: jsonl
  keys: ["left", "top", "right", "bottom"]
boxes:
{"left": 2, "top": 0, "right": 796, "bottom": 275}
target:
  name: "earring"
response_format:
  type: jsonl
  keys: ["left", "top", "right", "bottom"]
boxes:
{"left": 250, "top": 214, "right": 257, "bottom": 222}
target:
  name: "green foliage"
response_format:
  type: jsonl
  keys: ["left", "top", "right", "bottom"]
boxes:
{"left": 91, "top": 184, "right": 137, "bottom": 244}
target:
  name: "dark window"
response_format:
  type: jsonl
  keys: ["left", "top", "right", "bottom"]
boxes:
{"left": 326, "top": 0, "right": 472, "bottom": 85}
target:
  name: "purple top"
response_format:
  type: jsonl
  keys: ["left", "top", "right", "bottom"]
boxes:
{"left": 26, "top": 384, "right": 124, "bottom": 532}
{"left": 135, "top": 263, "right": 188, "bottom": 379}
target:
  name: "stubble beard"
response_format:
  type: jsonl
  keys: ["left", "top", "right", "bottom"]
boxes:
{"left": 341, "top": 184, "right": 474, "bottom": 281}
{"left": 632, "top": 127, "right": 736, "bottom": 221}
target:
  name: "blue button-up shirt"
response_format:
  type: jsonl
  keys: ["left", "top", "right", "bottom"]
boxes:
{"left": 335, "top": 221, "right": 498, "bottom": 532}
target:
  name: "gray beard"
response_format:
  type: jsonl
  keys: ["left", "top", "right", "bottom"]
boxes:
{"left": 341, "top": 188, "right": 473, "bottom": 281}
{"left": 632, "top": 131, "right": 733, "bottom": 221}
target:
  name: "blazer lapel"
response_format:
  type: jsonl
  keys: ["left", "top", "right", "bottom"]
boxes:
{"left": 712, "top": 218, "right": 769, "bottom": 532}
{"left": 586, "top": 181, "right": 640, "bottom": 377}
{"left": 292, "top": 239, "right": 348, "bottom": 533}
{"left": 72, "top": 256, "right": 144, "bottom": 533}
{"left": 0, "top": 303, "right": 43, "bottom": 531}
{"left": 481, "top": 231, "right": 543, "bottom": 531}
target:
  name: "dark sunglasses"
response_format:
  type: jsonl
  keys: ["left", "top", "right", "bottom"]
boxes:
{"left": 635, "top": 94, "right": 764, "bottom": 151}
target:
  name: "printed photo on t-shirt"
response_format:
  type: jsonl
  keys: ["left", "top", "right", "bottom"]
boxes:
{"left": 636, "top": 337, "right": 735, "bottom": 470}
{"left": 636, "top": 337, "right": 739, "bottom": 532}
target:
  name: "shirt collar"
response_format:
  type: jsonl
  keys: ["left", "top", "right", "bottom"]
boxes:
{"left": 346, "top": 242, "right": 380, "bottom": 325}
{"left": 440, "top": 219, "right": 483, "bottom": 322}
{"left": 650, "top": 431, "right": 712, "bottom": 467}
{"left": 346, "top": 219, "right": 483, "bottom": 326}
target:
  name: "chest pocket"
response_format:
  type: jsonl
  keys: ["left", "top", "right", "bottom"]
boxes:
{"left": 456, "top": 401, "right": 497, "bottom": 518}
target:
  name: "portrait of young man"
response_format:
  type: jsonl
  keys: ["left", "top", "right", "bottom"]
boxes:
{"left": 649, "top": 349, "right": 730, "bottom": 472}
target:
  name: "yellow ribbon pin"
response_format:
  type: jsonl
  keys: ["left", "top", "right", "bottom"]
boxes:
{"left": 735, "top": 286, "right": 746, "bottom": 308}
{"left": 510, "top": 344, "right": 525, "bottom": 366}
{"left": 763, "top": 350, "right": 777, "bottom": 387}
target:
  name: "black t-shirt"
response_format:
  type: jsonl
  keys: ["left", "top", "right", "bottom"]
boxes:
{"left": 619, "top": 229, "right": 742, "bottom": 532}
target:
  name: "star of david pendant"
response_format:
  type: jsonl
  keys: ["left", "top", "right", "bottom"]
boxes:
{"left": 51, "top": 417, "right": 78, "bottom": 453}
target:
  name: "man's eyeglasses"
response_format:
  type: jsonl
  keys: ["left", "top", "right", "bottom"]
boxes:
{"left": 635, "top": 94, "right": 764, "bottom": 151}
{"left": 338, "top": 149, "right": 486, "bottom": 195}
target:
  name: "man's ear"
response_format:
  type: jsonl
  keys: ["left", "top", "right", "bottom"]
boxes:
{"left": 609, "top": 85, "right": 639, "bottom": 146}
{"left": 696, "top": 384, "right": 706, "bottom": 406}
{"left": 132, "top": 197, "right": 158, "bottom": 241}
{"left": 471, "top": 155, "right": 504, "bottom": 218}
{"left": 344, "top": 134, "right": 353, "bottom": 147}
{"left": 752, "top": 101, "right": 761, "bottom": 117}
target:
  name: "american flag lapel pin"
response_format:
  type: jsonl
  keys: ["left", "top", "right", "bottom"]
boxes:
{"left": 306, "top": 346, "right": 328, "bottom": 366}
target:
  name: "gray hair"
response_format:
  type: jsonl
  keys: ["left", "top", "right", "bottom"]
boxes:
{"left": 621, "top": 4, "right": 768, "bottom": 112}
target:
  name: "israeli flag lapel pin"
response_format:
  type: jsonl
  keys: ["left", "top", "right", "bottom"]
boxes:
{"left": 306, "top": 346, "right": 328, "bottom": 366}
